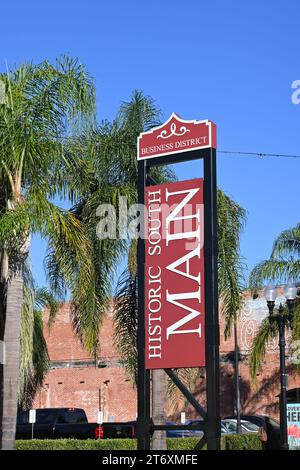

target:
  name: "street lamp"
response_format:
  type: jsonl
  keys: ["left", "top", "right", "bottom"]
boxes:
{"left": 264, "top": 284, "right": 297, "bottom": 450}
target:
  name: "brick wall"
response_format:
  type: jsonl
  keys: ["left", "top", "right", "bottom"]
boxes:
{"left": 33, "top": 303, "right": 137, "bottom": 422}
{"left": 34, "top": 293, "right": 300, "bottom": 422}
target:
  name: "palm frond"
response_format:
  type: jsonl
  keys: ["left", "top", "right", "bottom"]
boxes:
{"left": 167, "top": 368, "right": 202, "bottom": 414}
{"left": 113, "top": 269, "right": 137, "bottom": 382}
{"left": 217, "top": 189, "right": 247, "bottom": 337}
{"left": 18, "top": 272, "right": 54, "bottom": 408}
{"left": 249, "top": 259, "right": 300, "bottom": 289}
{"left": 250, "top": 222, "right": 300, "bottom": 290}
{"left": 34, "top": 287, "right": 60, "bottom": 331}
{"left": 249, "top": 318, "right": 279, "bottom": 382}
{"left": 271, "top": 224, "right": 300, "bottom": 259}
{"left": 117, "top": 90, "right": 162, "bottom": 134}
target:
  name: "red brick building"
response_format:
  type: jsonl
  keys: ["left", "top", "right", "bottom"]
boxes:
{"left": 33, "top": 302, "right": 136, "bottom": 423}
{"left": 33, "top": 292, "right": 300, "bottom": 422}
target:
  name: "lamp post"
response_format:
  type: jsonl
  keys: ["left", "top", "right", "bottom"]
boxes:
{"left": 264, "top": 284, "right": 297, "bottom": 450}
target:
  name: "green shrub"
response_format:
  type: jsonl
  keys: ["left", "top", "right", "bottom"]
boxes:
{"left": 15, "top": 434, "right": 262, "bottom": 451}
{"left": 167, "top": 438, "right": 205, "bottom": 450}
{"left": 15, "top": 439, "right": 137, "bottom": 451}
{"left": 223, "top": 433, "right": 262, "bottom": 450}
{"left": 16, "top": 438, "right": 199, "bottom": 451}
{"left": 168, "top": 434, "right": 262, "bottom": 450}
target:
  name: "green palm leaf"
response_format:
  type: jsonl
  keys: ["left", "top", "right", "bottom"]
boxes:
{"left": 249, "top": 222, "right": 300, "bottom": 384}
{"left": 249, "top": 318, "right": 279, "bottom": 382}
{"left": 19, "top": 265, "right": 59, "bottom": 407}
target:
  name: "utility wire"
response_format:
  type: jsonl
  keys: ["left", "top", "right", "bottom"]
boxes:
{"left": 218, "top": 150, "right": 300, "bottom": 159}
{"left": 90, "top": 136, "right": 300, "bottom": 160}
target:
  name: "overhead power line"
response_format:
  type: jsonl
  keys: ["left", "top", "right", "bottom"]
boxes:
{"left": 218, "top": 150, "right": 300, "bottom": 159}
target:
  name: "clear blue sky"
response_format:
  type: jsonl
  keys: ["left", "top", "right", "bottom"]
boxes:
{"left": 1, "top": 0, "right": 300, "bottom": 288}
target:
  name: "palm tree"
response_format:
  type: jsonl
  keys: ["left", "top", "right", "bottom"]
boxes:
{"left": 250, "top": 223, "right": 300, "bottom": 288}
{"left": 114, "top": 184, "right": 246, "bottom": 448}
{"left": 249, "top": 223, "right": 300, "bottom": 379}
{"left": 0, "top": 56, "right": 96, "bottom": 449}
{"left": 66, "top": 91, "right": 175, "bottom": 450}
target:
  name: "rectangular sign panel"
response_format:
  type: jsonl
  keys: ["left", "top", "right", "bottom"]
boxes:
{"left": 145, "top": 178, "right": 205, "bottom": 369}
{"left": 29, "top": 409, "right": 36, "bottom": 424}
{"left": 138, "top": 113, "right": 216, "bottom": 160}
{"left": 287, "top": 403, "right": 300, "bottom": 449}
{"left": 97, "top": 411, "right": 103, "bottom": 425}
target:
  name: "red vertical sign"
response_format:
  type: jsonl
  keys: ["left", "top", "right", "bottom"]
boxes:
{"left": 145, "top": 178, "right": 205, "bottom": 369}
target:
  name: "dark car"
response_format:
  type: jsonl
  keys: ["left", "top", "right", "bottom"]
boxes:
{"left": 224, "top": 415, "right": 281, "bottom": 449}
{"left": 165, "top": 420, "right": 204, "bottom": 438}
{"left": 183, "top": 420, "right": 204, "bottom": 437}
{"left": 16, "top": 408, "right": 98, "bottom": 440}
{"left": 221, "top": 419, "right": 259, "bottom": 434}
{"left": 17, "top": 408, "right": 136, "bottom": 440}
{"left": 98, "top": 421, "right": 136, "bottom": 439}
{"left": 165, "top": 421, "right": 191, "bottom": 438}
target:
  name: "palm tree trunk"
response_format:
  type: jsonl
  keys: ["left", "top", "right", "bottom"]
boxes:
{"left": 152, "top": 369, "right": 167, "bottom": 450}
{"left": 1, "top": 189, "right": 28, "bottom": 449}
{"left": 0, "top": 250, "right": 8, "bottom": 449}
{"left": 0, "top": 250, "right": 8, "bottom": 335}
{"left": 1, "top": 269, "right": 23, "bottom": 449}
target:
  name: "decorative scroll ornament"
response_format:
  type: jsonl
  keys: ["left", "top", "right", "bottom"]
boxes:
{"left": 157, "top": 122, "right": 190, "bottom": 139}
{"left": 240, "top": 320, "right": 257, "bottom": 351}
{"left": 239, "top": 298, "right": 280, "bottom": 352}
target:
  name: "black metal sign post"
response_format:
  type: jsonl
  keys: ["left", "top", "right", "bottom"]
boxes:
{"left": 137, "top": 159, "right": 151, "bottom": 450}
{"left": 137, "top": 146, "right": 220, "bottom": 451}
{"left": 203, "top": 148, "right": 220, "bottom": 450}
